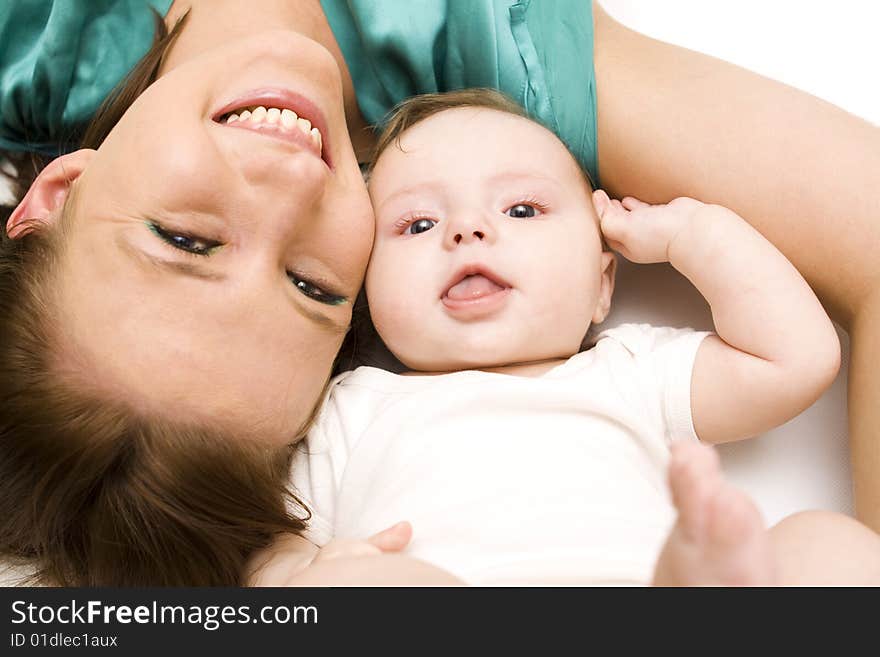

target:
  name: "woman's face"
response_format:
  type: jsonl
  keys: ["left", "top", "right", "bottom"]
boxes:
{"left": 56, "top": 31, "right": 373, "bottom": 443}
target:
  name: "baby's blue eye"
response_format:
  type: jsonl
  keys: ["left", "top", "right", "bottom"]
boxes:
{"left": 405, "top": 218, "right": 437, "bottom": 235}
{"left": 506, "top": 204, "right": 537, "bottom": 219}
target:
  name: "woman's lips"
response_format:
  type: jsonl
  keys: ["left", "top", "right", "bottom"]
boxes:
{"left": 212, "top": 88, "right": 333, "bottom": 169}
{"left": 223, "top": 115, "right": 324, "bottom": 163}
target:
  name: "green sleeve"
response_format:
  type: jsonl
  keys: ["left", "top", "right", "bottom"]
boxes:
{"left": 321, "top": 0, "right": 599, "bottom": 185}
{"left": 0, "top": 0, "right": 174, "bottom": 156}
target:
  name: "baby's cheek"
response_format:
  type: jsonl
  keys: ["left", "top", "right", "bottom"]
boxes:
{"left": 539, "top": 277, "right": 596, "bottom": 348}
{"left": 366, "top": 247, "right": 439, "bottom": 352}
{"left": 369, "top": 293, "right": 423, "bottom": 356}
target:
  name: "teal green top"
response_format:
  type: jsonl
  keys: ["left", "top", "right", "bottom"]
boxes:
{"left": 0, "top": 0, "right": 174, "bottom": 156}
{"left": 0, "top": 0, "right": 598, "bottom": 182}
{"left": 320, "top": 0, "right": 598, "bottom": 183}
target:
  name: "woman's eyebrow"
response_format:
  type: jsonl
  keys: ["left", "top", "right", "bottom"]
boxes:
{"left": 292, "top": 301, "right": 349, "bottom": 334}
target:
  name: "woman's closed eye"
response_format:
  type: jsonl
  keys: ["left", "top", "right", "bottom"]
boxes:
{"left": 287, "top": 273, "right": 347, "bottom": 306}
{"left": 148, "top": 221, "right": 223, "bottom": 256}
{"left": 147, "top": 221, "right": 346, "bottom": 305}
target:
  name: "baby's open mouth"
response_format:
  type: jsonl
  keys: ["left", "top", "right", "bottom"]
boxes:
{"left": 445, "top": 274, "right": 506, "bottom": 300}
{"left": 442, "top": 266, "right": 511, "bottom": 302}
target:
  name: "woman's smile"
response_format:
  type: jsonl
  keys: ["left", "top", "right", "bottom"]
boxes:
{"left": 212, "top": 88, "right": 332, "bottom": 167}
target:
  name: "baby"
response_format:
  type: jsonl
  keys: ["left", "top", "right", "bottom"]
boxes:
{"left": 252, "top": 90, "right": 880, "bottom": 586}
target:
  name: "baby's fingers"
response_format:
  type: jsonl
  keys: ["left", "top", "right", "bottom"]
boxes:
{"left": 621, "top": 196, "right": 650, "bottom": 211}
{"left": 598, "top": 200, "right": 629, "bottom": 238}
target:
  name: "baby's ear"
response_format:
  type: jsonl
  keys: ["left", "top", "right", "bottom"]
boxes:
{"left": 592, "top": 250, "right": 617, "bottom": 325}
{"left": 6, "top": 149, "right": 95, "bottom": 238}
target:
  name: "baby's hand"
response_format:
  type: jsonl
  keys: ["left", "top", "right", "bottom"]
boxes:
{"left": 594, "top": 190, "right": 704, "bottom": 264}
{"left": 247, "top": 521, "right": 412, "bottom": 586}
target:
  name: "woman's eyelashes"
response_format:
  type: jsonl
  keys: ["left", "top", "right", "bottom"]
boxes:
{"left": 148, "top": 221, "right": 222, "bottom": 256}
{"left": 288, "top": 273, "right": 347, "bottom": 306}
{"left": 147, "top": 221, "right": 346, "bottom": 306}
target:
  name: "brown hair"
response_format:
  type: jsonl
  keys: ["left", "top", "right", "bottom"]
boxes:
{"left": 0, "top": 10, "right": 310, "bottom": 586}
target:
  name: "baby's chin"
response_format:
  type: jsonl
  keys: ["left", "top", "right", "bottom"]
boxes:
{"left": 397, "top": 345, "right": 578, "bottom": 375}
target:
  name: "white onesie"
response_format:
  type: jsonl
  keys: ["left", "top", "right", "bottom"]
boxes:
{"left": 291, "top": 323, "right": 711, "bottom": 585}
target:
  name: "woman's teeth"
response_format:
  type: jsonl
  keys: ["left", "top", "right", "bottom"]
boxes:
{"left": 224, "top": 105, "right": 322, "bottom": 152}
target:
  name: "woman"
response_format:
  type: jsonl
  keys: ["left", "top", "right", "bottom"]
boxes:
{"left": 1, "top": 1, "right": 877, "bottom": 585}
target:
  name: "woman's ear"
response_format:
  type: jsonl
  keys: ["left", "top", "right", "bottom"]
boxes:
{"left": 6, "top": 149, "right": 95, "bottom": 238}
{"left": 591, "top": 250, "right": 617, "bottom": 325}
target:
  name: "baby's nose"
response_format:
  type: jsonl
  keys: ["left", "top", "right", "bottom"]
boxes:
{"left": 453, "top": 230, "right": 485, "bottom": 244}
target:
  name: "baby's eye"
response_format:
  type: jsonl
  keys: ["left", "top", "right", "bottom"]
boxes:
{"left": 148, "top": 222, "right": 222, "bottom": 256}
{"left": 505, "top": 204, "right": 538, "bottom": 219}
{"left": 405, "top": 218, "right": 437, "bottom": 235}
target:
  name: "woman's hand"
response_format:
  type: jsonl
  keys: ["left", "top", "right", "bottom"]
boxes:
{"left": 247, "top": 521, "right": 413, "bottom": 586}
{"left": 312, "top": 521, "right": 413, "bottom": 563}
{"left": 594, "top": 190, "right": 703, "bottom": 264}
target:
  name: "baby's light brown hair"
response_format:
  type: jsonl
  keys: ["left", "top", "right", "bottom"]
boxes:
{"left": 365, "top": 88, "right": 595, "bottom": 190}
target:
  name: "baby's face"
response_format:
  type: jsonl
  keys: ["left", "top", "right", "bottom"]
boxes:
{"left": 366, "top": 107, "right": 614, "bottom": 372}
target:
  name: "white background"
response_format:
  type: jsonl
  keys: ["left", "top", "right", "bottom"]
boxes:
{"left": 599, "top": 0, "right": 879, "bottom": 125}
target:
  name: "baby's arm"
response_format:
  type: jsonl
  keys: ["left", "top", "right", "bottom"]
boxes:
{"left": 597, "top": 191, "right": 840, "bottom": 444}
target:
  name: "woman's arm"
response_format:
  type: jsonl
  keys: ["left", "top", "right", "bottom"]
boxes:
{"left": 592, "top": 2, "right": 880, "bottom": 527}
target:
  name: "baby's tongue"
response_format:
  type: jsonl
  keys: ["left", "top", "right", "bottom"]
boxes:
{"left": 446, "top": 274, "right": 504, "bottom": 300}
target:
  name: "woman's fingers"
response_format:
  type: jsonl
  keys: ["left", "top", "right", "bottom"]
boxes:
{"left": 312, "top": 522, "right": 413, "bottom": 565}
{"left": 314, "top": 539, "right": 381, "bottom": 562}
{"left": 366, "top": 521, "right": 413, "bottom": 552}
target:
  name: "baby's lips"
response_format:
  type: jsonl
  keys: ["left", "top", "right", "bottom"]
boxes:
{"left": 445, "top": 274, "right": 506, "bottom": 301}
{"left": 441, "top": 264, "right": 511, "bottom": 300}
